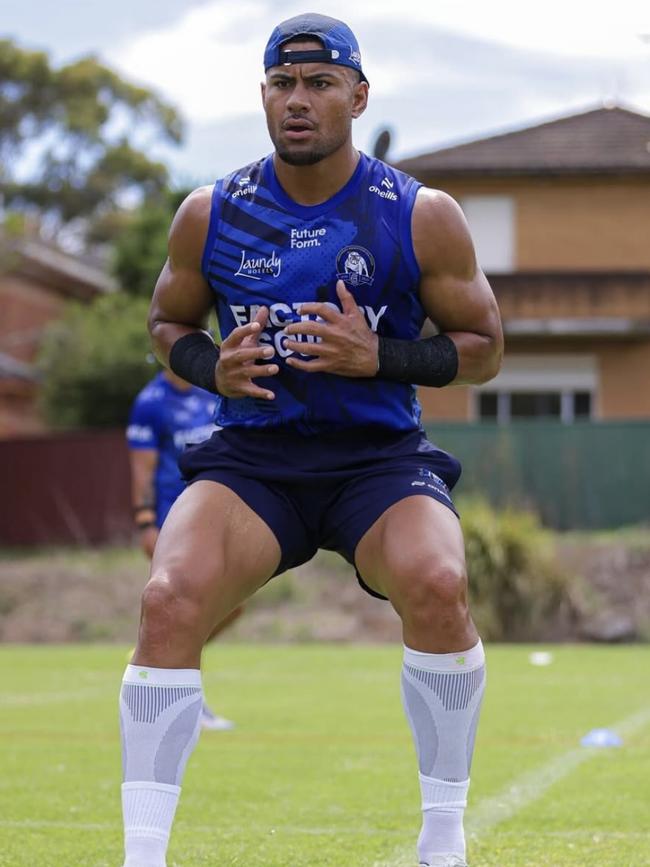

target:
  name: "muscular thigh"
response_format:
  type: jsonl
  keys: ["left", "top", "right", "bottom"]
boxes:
{"left": 354, "top": 495, "right": 466, "bottom": 606}
{"left": 151, "top": 480, "right": 281, "bottom": 627}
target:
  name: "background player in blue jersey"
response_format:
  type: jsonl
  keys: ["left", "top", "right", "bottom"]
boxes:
{"left": 118, "top": 14, "right": 503, "bottom": 867}
{"left": 126, "top": 368, "right": 241, "bottom": 731}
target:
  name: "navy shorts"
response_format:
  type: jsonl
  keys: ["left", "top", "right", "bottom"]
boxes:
{"left": 179, "top": 426, "right": 461, "bottom": 599}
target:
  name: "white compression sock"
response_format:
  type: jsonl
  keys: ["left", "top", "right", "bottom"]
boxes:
{"left": 401, "top": 640, "right": 486, "bottom": 864}
{"left": 119, "top": 665, "right": 203, "bottom": 867}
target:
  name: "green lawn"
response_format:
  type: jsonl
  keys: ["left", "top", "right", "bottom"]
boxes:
{"left": 1, "top": 644, "right": 649, "bottom": 866}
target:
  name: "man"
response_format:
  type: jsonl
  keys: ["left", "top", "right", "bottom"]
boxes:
{"left": 126, "top": 368, "right": 241, "bottom": 731}
{"left": 118, "top": 13, "right": 503, "bottom": 867}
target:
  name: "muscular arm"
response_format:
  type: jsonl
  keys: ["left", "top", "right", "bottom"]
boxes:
{"left": 148, "top": 186, "right": 279, "bottom": 399}
{"left": 412, "top": 188, "right": 503, "bottom": 385}
{"left": 147, "top": 186, "right": 215, "bottom": 365}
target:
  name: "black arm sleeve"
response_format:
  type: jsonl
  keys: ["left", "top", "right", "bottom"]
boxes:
{"left": 168, "top": 332, "right": 220, "bottom": 394}
{"left": 376, "top": 333, "right": 458, "bottom": 387}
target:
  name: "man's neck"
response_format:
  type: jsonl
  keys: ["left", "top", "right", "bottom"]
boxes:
{"left": 272, "top": 144, "right": 360, "bottom": 206}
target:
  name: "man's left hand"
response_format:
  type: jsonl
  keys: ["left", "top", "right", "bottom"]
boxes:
{"left": 283, "top": 281, "right": 378, "bottom": 377}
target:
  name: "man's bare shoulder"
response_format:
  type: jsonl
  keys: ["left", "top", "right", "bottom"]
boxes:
{"left": 412, "top": 186, "right": 475, "bottom": 280}
{"left": 412, "top": 187, "right": 470, "bottom": 241}
{"left": 168, "top": 185, "right": 214, "bottom": 268}
{"left": 172, "top": 185, "right": 213, "bottom": 237}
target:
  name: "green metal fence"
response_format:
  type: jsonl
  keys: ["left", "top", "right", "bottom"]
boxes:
{"left": 424, "top": 421, "right": 650, "bottom": 530}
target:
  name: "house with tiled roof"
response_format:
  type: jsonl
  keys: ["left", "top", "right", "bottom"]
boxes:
{"left": 0, "top": 236, "right": 117, "bottom": 436}
{"left": 396, "top": 105, "right": 650, "bottom": 423}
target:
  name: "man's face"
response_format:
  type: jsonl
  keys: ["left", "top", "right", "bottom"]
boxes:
{"left": 261, "top": 39, "right": 368, "bottom": 166}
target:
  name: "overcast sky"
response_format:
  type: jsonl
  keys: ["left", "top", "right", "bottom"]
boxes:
{"left": 4, "top": 0, "right": 650, "bottom": 185}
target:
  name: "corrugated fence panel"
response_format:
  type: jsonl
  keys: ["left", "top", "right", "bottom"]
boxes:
{"left": 0, "top": 429, "right": 132, "bottom": 546}
{"left": 0, "top": 423, "right": 648, "bottom": 544}
{"left": 425, "top": 421, "right": 650, "bottom": 529}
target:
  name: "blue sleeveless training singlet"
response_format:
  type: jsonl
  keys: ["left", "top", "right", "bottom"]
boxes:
{"left": 126, "top": 373, "right": 218, "bottom": 526}
{"left": 183, "top": 155, "right": 462, "bottom": 586}
{"left": 201, "top": 152, "right": 424, "bottom": 435}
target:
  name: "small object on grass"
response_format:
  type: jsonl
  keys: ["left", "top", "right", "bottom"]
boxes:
{"left": 581, "top": 728, "right": 622, "bottom": 748}
{"left": 529, "top": 651, "right": 553, "bottom": 666}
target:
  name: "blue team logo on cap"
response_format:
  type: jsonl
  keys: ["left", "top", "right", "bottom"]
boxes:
{"left": 336, "top": 245, "right": 375, "bottom": 287}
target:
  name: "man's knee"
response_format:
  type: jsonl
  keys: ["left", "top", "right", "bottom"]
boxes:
{"left": 140, "top": 569, "right": 208, "bottom": 638}
{"left": 392, "top": 556, "right": 469, "bottom": 623}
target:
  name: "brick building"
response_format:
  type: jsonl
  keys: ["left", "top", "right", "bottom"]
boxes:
{"left": 396, "top": 105, "right": 650, "bottom": 423}
{"left": 0, "top": 237, "right": 116, "bottom": 436}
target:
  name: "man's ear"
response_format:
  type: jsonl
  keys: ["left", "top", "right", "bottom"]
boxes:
{"left": 351, "top": 81, "right": 369, "bottom": 119}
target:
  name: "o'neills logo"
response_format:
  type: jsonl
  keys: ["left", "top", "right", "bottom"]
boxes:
{"left": 369, "top": 184, "right": 398, "bottom": 201}
{"left": 232, "top": 184, "right": 257, "bottom": 199}
{"left": 235, "top": 249, "right": 282, "bottom": 280}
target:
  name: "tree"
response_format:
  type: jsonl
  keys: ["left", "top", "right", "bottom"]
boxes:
{"left": 0, "top": 40, "right": 183, "bottom": 238}
{"left": 112, "top": 188, "right": 191, "bottom": 296}
{"left": 38, "top": 293, "right": 156, "bottom": 428}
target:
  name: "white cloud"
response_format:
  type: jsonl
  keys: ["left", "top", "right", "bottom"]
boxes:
{"left": 350, "top": 0, "right": 650, "bottom": 59}
{"left": 107, "top": 0, "right": 650, "bottom": 179}
{"left": 110, "top": 0, "right": 429, "bottom": 120}
{"left": 112, "top": 1, "right": 270, "bottom": 123}
{"left": 111, "top": 0, "right": 650, "bottom": 128}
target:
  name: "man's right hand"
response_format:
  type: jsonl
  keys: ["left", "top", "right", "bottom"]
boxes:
{"left": 215, "top": 306, "right": 279, "bottom": 400}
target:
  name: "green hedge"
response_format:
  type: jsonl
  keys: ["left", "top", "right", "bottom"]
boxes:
{"left": 38, "top": 293, "right": 154, "bottom": 428}
{"left": 460, "top": 497, "right": 570, "bottom": 641}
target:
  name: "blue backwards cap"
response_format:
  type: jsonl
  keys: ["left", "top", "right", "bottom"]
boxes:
{"left": 264, "top": 13, "right": 368, "bottom": 85}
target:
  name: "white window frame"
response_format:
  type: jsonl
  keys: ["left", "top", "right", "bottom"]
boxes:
{"left": 461, "top": 195, "right": 515, "bottom": 273}
{"left": 473, "top": 354, "right": 598, "bottom": 423}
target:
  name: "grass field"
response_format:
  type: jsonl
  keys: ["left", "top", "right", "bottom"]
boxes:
{"left": 1, "top": 643, "right": 649, "bottom": 867}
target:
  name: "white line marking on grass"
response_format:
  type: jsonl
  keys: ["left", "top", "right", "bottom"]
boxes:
{"left": 467, "top": 704, "right": 650, "bottom": 838}
{"left": 0, "top": 819, "right": 404, "bottom": 837}
{"left": 0, "top": 688, "right": 107, "bottom": 707}
{"left": 375, "top": 705, "right": 650, "bottom": 867}
{"left": 0, "top": 820, "right": 111, "bottom": 831}
{"left": 4, "top": 708, "right": 649, "bottom": 858}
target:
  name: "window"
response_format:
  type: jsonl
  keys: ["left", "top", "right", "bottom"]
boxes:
{"left": 474, "top": 355, "right": 597, "bottom": 424}
{"left": 511, "top": 392, "right": 561, "bottom": 418}
{"left": 478, "top": 392, "right": 498, "bottom": 419}
{"left": 478, "top": 390, "right": 593, "bottom": 422}
{"left": 573, "top": 391, "right": 592, "bottom": 418}
{"left": 461, "top": 195, "right": 515, "bottom": 273}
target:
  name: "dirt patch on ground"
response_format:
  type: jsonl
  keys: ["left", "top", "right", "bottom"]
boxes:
{"left": 558, "top": 539, "right": 650, "bottom": 642}
{"left": 0, "top": 548, "right": 145, "bottom": 642}
{"left": 0, "top": 548, "right": 402, "bottom": 643}
{"left": 1, "top": 538, "right": 648, "bottom": 643}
